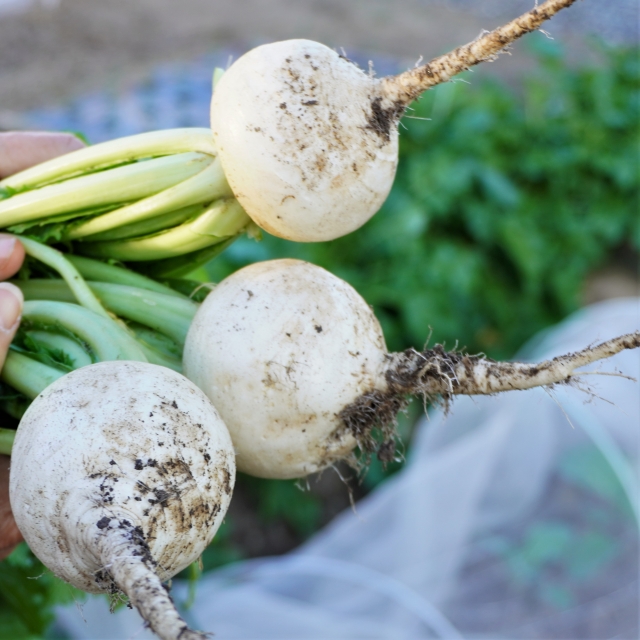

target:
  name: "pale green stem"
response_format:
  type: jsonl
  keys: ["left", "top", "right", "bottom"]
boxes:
{"left": 0, "top": 152, "right": 211, "bottom": 228}
{"left": 129, "top": 324, "right": 182, "bottom": 360}
{"left": 20, "top": 300, "right": 148, "bottom": 363}
{"left": 0, "top": 428, "right": 16, "bottom": 455}
{"left": 69, "top": 156, "right": 231, "bottom": 239}
{"left": 82, "top": 199, "right": 249, "bottom": 261}
{"left": 26, "top": 330, "right": 93, "bottom": 369}
{"left": 136, "top": 345, "right": 183, "bottom": 372}
{"left": 146, "top": 237, "right": 238, "bottom": 279}
{"left": 131, "top": 327, "right": 183, "bottom": 372}
{"left": 18, "top": 237, "right": 112, "bottom": 320}
{"left": 1, "top": 351, "right": 65, "bottom": 399}
{"left": 16, "top": 280, "right": 197, "bottom": 345}
{"left": 80, "top": 204, "right": 203, "bottom": 242}
{"left": 0, "top": 128, "right": 217, "bottom": 191}
{"left": 67, "top": 255, "right": 185, "bottom": 298}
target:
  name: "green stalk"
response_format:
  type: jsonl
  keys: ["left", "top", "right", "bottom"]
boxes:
{"left": 130, "top": 324, "right": 183, "bottom": 372}
{"left": 144, "top": 237, "right": 238, "bottom": 279}
{"left": 82, "top": 199, "right": 249, "bottom": 261}
{"left": 1, "top": 352, "right": 65, "bottom": 399}
{"left": 80, "top": 204, "right": 203, "bottom": 242}
{"left": 67, "top": 255, "right": 185, "bottom": 298}
{"left": 0, "top": 152, "right": 212, "bottom": 228}
{"left": 0, "top": 300, "right": 161, "bottom": 449}
{"left": 0, "top": 397, "right": 26, "bottom": 421}
{"left": 69, "top": 156, "right": 231, "bottom": 239}
{"left": 0, "top": 428, "right": 16, "bottom": 456}
{"left": 18, "top": 237, "right": 112, "bottom": 320}
{"left": 136, "top": 344, "right": 183, "bottom": 372}
{"left": 26, "top": 330, "right": 93, "bottom": 369}
{"left": 0, "top": 128, "right": 217, "bottom": 191}
{"left": 20, "top": 300, "right": 148, "bottom": 363}
{"left": 128, "top": 324, "right": 182, "bottom": 360}
{"left": 16, "top": 280, "right": 197, "bottom": 345}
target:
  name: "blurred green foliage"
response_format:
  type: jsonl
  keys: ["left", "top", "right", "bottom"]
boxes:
{"left": 1, "top": 40, "right": 638, "bottom": 635}
{"left": 0, "top": 544, "right": 83, "bottom": 638}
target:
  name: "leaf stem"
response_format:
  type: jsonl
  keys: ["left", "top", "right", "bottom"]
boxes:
{"left": 81, "top": 199, "right": 249, "bottom": 262}
{"left": 0, "top": 428, "right": 16, "bottom": 455}
{"left": 67, "top": 255, "right": 185, "bottom": 298}
{"left": 20, "top": 300, "right": 148, "bottom": 364}
{"left": 0, "top": 153, "right": 212, "bottom": 228}
{"left": 18, "top": 237, "right": 112, "bottom": 319}
{"left": 68, "top": 156, "right": 231, "bottom": 239}
{"left": 16, "top": 280, "right": 197, "bottom": 345}
{"left": 1, "top": 352, "right": 65, "bottom": 399}
{"left": 0, "top": 128, "right": 217, "bottom": 191}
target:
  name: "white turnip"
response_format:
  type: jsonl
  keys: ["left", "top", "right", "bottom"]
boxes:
{"left": 185, "top": 259, "right": 387, "bottom": 478}
{"left": 10, "top": 361, "right": 235, "bottom": 640}
{"left": 210, "top": 0, "right": 577, "bottom": 242}
{"left": 184, "top": 259, "right": 640, "bottom": 479}
{"left": 0, "top": 1, "right": 576, "bottom": 251}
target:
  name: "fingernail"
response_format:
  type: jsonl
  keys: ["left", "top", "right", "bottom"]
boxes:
{"left": 0, "top": 283, "right": 23, "bottom": 331}
{"left": 0, "top": 237, "right": 16, "bottom": 269}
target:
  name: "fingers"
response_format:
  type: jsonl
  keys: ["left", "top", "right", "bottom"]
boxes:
{"left": 0, "top": 455, "right": 23, "bottom": 560}
{"left": 0, "top": 235, "right": 25, "bottom": 281}
{"left": 0, "top": 283, "right": 23, "bottom": 371}
{"left": 0, "top": 131, "right": 85, "bottom": 179}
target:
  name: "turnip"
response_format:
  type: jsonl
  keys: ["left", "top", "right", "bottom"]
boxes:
{"left": 10, "top": 360, "right": 235, "bottom": 640}
{"left": 210, "top": 0, "right": 577, "bottom": 241}
{"left": 184, "top": 259, "right": 640, "bottom": 479}
{"left": 0, "top": 0, "right": 576, "bottom": 253}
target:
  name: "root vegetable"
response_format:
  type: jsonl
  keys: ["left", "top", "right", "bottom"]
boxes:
{"left": 184, "top": 259, "right": 640, "bottom": 479}
{"left": 185, "top": 259, "right": 387, "bottom": 478}
{"left": 0, "top": 1, "right": 576, "bottom": 253}
{"left": 210, "top": 0, "right": 577, "bottom": 242}
{"left": 10, "top": 361, "right": 235, "bottom": 640}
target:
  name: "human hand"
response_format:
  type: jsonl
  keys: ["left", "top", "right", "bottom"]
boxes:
{"left": 0, "top": 131, "right": 85, "bottom": 560}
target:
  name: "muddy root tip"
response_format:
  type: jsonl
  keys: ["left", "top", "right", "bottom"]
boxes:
{"left": 339, "top": 330, "right": 640, "bottom": 458}
{"left": 96, "top": 520, "right": 212, "bottom": 640}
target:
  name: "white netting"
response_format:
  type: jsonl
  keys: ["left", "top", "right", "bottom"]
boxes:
{"left": 58, "top": 297, "right": 640, "bottom": 639}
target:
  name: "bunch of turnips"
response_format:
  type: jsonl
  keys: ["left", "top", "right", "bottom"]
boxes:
{"left": 3, "top": 1, "right": 639, "bottom": 639}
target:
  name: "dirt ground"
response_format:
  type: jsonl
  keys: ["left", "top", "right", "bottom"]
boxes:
{"left": 0, "top": 0, "right": 612, "bottom": 127}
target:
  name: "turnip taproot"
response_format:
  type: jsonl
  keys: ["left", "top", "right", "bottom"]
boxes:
{"left": 210, "top": 0, "right": 577, "bottom": 241}
{"left": 10, "top": 361, "right": 235, "bottom": 640}
{"left": 184, "top": 259, "right": 640, "bottom": 479}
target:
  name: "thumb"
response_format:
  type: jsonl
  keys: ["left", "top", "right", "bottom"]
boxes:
{"left": 0, "top": 283, "right": 23, "bottom": 371}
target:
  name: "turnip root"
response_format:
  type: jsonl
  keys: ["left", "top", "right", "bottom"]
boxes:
{"left": 10, "top": 361, "right": 235, "bottom": 640}
{"left": 211, "top": 0, "right": 577, "bottom": 242}
{"left": 184, "top": 259, "right": 640, "bottom": 479}
{"left": 185, "top": 259, "right": 387, "bottom": 478}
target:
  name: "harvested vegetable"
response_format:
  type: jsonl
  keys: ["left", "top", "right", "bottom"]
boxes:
{"left": 0, "top": 0, "right": 577, "bottom": 253}
{"left": 211, "top": 0, "right": 578, "bottom": 241}
{"left": 10, "top": 360, "right": 235, "bottom": 640}
{"left": 184, "top": 259, "right": 640, "bottom": 479}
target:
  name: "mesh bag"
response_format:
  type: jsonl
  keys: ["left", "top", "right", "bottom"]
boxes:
{"left": 59, "top": 297, "right": 640, "bottom": 639}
